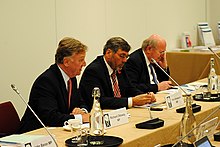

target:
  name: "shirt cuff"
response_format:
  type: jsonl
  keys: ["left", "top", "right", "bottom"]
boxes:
{"left": 81, "top": 108, "right": 88, "bottom": 113}
{"left": 74, "top": 114, "right": 83, "bottom": 124}
{"left": 128, "top": 97, "right": 133, "bottom": 108}
{"left": 164, "top": 66, "right": 168, "bottom": 72}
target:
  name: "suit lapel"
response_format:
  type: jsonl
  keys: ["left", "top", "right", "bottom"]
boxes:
{"left": 51, "top": 64, "right": 69, "bottom": 109}
{"left": 99, "top": 56, "right": 115, "bottom": 96}
{"left": 139, "top": 49, "right": 151, "bottom": 83}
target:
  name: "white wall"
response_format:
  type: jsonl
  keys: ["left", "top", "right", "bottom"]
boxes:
{"left": 0, "top": 0, "right": 218, "bottom": 117}
{"left": 0, "top": 0, "right": 56, "bottom": 117}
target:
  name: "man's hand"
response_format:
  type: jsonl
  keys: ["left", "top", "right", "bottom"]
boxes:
{"left": 132, "top": 92, "right": 156, "bottom": 106}
{"left": 158, "top": 81, "right": 172, "bottom": 91}
{"left": 82, "top": 113, "right": 90, "bottom": 123}
{"left": 158, "top": 52, "right": 168, "bottom": 69}
{"left": 71, "top": 107, "right": 86, "bottom": 115}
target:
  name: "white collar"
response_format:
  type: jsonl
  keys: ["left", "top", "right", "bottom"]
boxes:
{"left": 103, "top": 56, "right": 114, "bottom": 76}
{"left": 57, "top": 64, "right": 70, "bottom": 89}
{"left": 142, "top": 49, "right": 151, "bottom": 66}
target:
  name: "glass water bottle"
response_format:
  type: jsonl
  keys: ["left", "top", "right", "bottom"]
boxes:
{"left": 89, "top": 87, "right": 104, "bottom": 145}
{"left": 208, "top": 57, "right": 218, "bottom": 94}
{"left": 180, "top": 94, "right": 196, "bottom": 145}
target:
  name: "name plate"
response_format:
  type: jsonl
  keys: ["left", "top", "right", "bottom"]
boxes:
{"left": 0, "top": 134, "right": 56, "bottom": 147}
{"left": 103, "top": 107, "right": 129, "bottom": 129}
{"left": 165, "top": 89, "right": 184, "bottom": 109}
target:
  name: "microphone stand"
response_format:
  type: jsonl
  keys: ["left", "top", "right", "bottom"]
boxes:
{"left": 136, "top": 59, "right": 168, "bottom": 129}
{"left": 151, "top": 59, "right": 188, "bottom": 96}
{"left": 172, "top": 105, "right": 220, "bottom": 147}
{"left": 151, "top": 59, "right": 198, "bottom": 145}
{"left": 208, "top": 47, "right": 220, "bottom": 61}
{"left": 11, "top": 84, "right": 58, "bottom": 147}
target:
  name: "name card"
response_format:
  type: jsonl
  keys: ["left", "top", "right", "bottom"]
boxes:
{"left": 0, "top": 134, "right": 56, "bottom": 147}
{"left": 103, "top": 107, "right": 129, "bottom": 129}
{"left": 164, "top": 89, "right": 184, "bottom": 109}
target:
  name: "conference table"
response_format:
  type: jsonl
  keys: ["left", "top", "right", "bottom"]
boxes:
{"left": 26, "top": 78, "right": 220, "bottom": 147}
{"left": 166, "top": 49, "right": 220, "bottom": 85}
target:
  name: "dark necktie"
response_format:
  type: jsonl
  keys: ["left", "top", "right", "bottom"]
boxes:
{"left": 111, "top": 71, "right": 121, "bottom": 98}
{"left": 149, "top": 64, "right": 158, "bottom": 84}
{"left": 67, "top": 79, "right": 72, "bottom": 108}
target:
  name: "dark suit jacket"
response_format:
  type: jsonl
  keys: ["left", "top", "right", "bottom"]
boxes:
{"left": 125, "top": 48, "right": 170, "bottom": 93}
{"left": 79, "top": 56, "right": 143, "bottom": 111}
{"left": 18, "top": 64, "right": 88, "bottom": 133}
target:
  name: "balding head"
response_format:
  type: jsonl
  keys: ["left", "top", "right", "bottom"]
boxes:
{"left": 142, "top": 34, "right": 166, "bottom": 51}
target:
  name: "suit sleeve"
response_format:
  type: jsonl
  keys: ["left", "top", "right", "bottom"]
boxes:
{"left": 125, "top": 57, "right": 158, "bottom": 93}
{"left": 154, "top": 65, "right": 170, "bottom": 82}
{"left": 31, "top": 77, "right": 75, "bottom": 127}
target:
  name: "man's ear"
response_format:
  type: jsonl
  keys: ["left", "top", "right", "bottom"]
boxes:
{"left": 105, "top": 48, "right": 113, "bottom": 58}
{"left": 145, "top": 46, "right": 152, "bottom": 54}
{"left": 63, "top": 57, "right": 70, "bottom": 67}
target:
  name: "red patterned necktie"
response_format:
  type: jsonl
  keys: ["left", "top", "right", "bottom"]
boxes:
{"left": 111, "top": 71, "right": 121, "bottom": 98}
{"left": 67, "top": 79, "right": 72, "bottom": 108}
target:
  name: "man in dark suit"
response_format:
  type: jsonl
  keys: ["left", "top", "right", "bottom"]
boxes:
{"left": 18, "top": 37, "right": 89, "bottom": 133}
{"left": 79, "top": 37, "right": 155, "bottom": 111}
{"left": 125, "top": 34, "right": 172, "bottom": 93}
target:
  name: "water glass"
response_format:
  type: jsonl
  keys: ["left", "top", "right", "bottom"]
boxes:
{"left": 77, "top": 127, "right": 89, "bottom": 146}
{"left": 64, "top": 119, "right": 81, "bottom": 143}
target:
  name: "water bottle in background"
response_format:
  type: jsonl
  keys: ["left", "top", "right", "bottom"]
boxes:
{"left": 208, "top": 57, "right": 218, "bottom": 94}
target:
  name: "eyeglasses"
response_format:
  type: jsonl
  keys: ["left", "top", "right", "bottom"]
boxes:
{"left": 159, "top": 50, "right": 166, "bottom": 55}
{"left": 154, "top": 48, "right": 166, "bottom": 55}
{"left": 116, "top": 53, "right": 130, "bottom": 59}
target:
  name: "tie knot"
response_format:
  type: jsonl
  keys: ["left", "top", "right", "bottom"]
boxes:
{"left": 111, "top": 71, "right": 116, "bottom": 76}
{"left": 68, "top": 78, "right": 71, "bottom": 84}
{"left": 68, "top": 79, "right": 72, "bottom": 89}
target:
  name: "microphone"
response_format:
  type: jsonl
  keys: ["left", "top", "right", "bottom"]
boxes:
{"left": 151, "top": 58, "right": 188, "bottom": 96}
{"left": 11, "top": 84, "right": 58, "bottom": 147}
{"left": 208, "top": 47, "right": 220, "bottom": 60}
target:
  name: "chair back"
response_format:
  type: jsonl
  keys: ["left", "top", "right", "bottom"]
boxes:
{"left": 0, "top": 101, "right": 21, "bottom": 137}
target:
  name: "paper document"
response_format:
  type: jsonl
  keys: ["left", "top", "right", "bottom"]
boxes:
{"left": 198, "top": 22, "right": 209, "bottom": 45}
{"left": 134, "top": 101, "right": 166, "bottom": 108}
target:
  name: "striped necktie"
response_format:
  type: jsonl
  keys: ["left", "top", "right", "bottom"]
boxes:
{"left": 111, "top": 71, "right": 121, "bottom": 98}
{"left": 149, "top": 64, "right": 158, "bottom": 84}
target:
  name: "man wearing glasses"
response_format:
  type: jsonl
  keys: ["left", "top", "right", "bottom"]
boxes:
{"left": 125, "top": 34, "right": 172, "bottom": 94}
{"left": 79, "top": 37, "right": 155, "bottom": 111}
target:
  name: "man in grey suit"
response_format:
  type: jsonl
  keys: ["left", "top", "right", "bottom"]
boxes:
{"left": 18, "top": 37, "right": 89, "bottom": 133}
{"left": 125, "top": 34, "right": 172, "bottom": 93}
